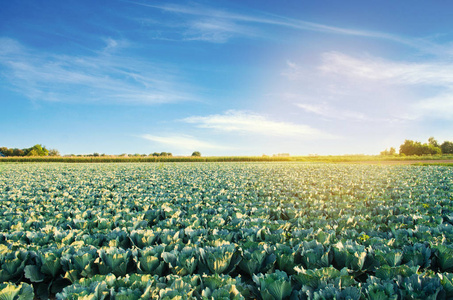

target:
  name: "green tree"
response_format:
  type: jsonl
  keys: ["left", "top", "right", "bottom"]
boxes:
{"left": 425, "top": 144, "right": 442, "bottom": 155}
{"left": 191, "top": 151, "right": 201, "bottom": 157}
{"left": 0, "top": 147, "right": 12, "bottom": 156}
{"left": 13, "top": 148, "right": 25, "bottom": 156}
{"left": 380, "top": 149, "right": 389, "bottom": 155}
{"left": 48, "top": 149, "right": 60, "bottom": 156}
{"left": 25, "top": 144, "right": 49, "bottom": 156}
{"left": 27, "top": 149, "right": 39, "bottom": 156}
{"left": 428, "top": 137, "right": 439, "bottom": 148}
{"left": 380, "top": 147, "right": 396, "bottom": 156}
{"left": 399, "top": 139, "right": 441, "bottom": 155}
{"left": 399, "top": 140, "right": 417, "bottom": 155}
{"left": 441, "top": 141, "right": 453, "bottom": 154}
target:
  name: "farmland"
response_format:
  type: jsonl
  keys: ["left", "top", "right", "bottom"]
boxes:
{"left": 1, "top": 162, "right": 453, "bottom": 299}
{"left": 1, "top": 154, "right": 453, "bottom": 164}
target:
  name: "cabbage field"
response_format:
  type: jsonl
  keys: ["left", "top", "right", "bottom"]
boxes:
{"left": 1, "top": 162, "right": 453, "bottom": 299}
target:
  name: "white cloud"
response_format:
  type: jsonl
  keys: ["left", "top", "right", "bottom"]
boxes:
{"left": 313, "top": 52, "right": 453, "bottom": 120}
{"left": 414, "top": 94, "right": 453, "bottom": 119}
{"left": 0, "top": 37, "right": 195, "bottom": 104}
{"left": 133, "top": 2, "right": 394, "bottom": 39}
{"left": 101, "top": 38, "right": 130, "bottom": 53}
{"left": 183, "top": 110, "right": 334, "bottom": 138}
{"left": 129, "top": 1, "right": 453, "bottom": 55}
{"left": 286, "top": 60, "right": 298, "bottom": 69}
{"left": 319, "top": 51, "right": 453, "bottom": 87}
{"left": 140, "top": 134, "right": 227, "bottom": 150}
{"left": 295, "top": 102, "right": 367, "bottom": 121}
{"left": 280, "top": 60, "right": 304, "bottom": 80}
{"left": 104, "top": 38, "right": 118, "bottom": 50}
{"left": 279, "top": 51, "right": 453, "bottom": 122}
{"left": 183, "top": 19, "right": 256, "bottom": 43}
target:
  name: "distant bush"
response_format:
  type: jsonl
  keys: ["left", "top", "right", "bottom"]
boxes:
{"left": 48, "top": 149, "right": 60, "bottom": 156}
{"left": 380, "top": 147, "right": 396, "bottom": 156}
{"left": 441, "top": 141, "right": 453, "bottom": 154}
{"left": 0, "top": 144, "right": 52, "bottom": 157}
{"left": 382, "top": 137, "right": 453, "bottom": 156}
{"left": 150, "top": 152, "right": 172, "bottom": 157}
{"left": 399, "top": 139, "right": 441, "bottom": 156}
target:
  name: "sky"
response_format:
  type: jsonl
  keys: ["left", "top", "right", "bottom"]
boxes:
{"left": 1, "top": 1, "right": 453, "bottom": 156}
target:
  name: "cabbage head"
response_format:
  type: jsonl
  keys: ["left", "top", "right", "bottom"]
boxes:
{"left": 253, "top": 270, "right": 292, "bottom": 300}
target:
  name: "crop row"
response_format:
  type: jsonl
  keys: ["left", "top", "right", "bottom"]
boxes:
{"left": 2, "top": 238, "right": 453, "bottom": 298}
{"left": 3, "top": 269, "right": 453, "bottom": 299}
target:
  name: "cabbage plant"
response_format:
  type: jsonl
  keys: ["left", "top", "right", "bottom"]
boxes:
{"left": 199, "top": 244, "right": 241, "bottom": 275}
{"left": 252, "top": 270, "right": 292, "bottom": 300}
{"left": 95, "top": 247, "right": 132, "bottom": 276}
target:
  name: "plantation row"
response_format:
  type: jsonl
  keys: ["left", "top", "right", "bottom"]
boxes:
{"left": 2, "top": 154, "right": 453, "bottom": 163}
{"left": 0, "top": 156, "right": 292, "bottom": 163}
{"left": 1, "top": 163, "right": 453, "bottom": 299}
{"left": 2, "top": 234, "right": 453, "bottom": 299}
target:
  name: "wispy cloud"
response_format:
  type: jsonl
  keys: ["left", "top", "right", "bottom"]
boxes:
{"left": 132, "top": 2, "right": 387, "bottom": 37}
{"left": 0, "top": 37, "right": 196, "bottom": 104}
{"left": 101, "top": 37, "right": 130, "bottom": 53}
{"left": 414, "top": 94, "right": 453, "bottom": 120}
{"left": 295, "top": 102, "right": 367, "bottom": 121}
{"left": 183, "top": 19, "right": 256, "bottom": 43}
{"left": 319, "top": 51, "right": 453, "bottom": 87}
{"left": 140, "top": 134, "right": 227, "bottom": 150}
{"left": 128, "top": 1, "right": 452, "bottom": 54}
{"left": 318, "top": 51, "right": 453, "bottom": 120}
{"left": 183, "top": 110, "right": 334, "bottom": 138}
{"left": 280, "top": 52, "right": 453, "bottom": 122}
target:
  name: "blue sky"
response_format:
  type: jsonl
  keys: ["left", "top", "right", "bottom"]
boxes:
{"left": 1, "top": 1, "right": 453, "bottom": 156}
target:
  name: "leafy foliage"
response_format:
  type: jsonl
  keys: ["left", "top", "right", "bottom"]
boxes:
{"left": 253, "top": 270, "right": 292, "bottom": 300}
{"left": 0, "top": 282, "right": 34, "bottom": 300}
{"left": 399, "top": 139, "right": 442, "bottom": 155}
{"left": 0, "top": 163, "right": 452, "bottom": 298}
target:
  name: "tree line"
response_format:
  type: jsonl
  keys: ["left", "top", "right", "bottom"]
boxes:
{"left": 381, "top": 137, "right": 453, "bottom": 156}
{"left": 1, "top": 146, "right": 203, "bottom": 158}
{"left": 0, "top": 144, "right": 59, "bottom": 157}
